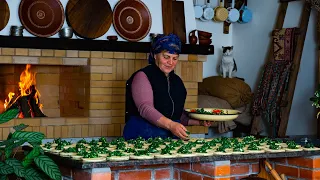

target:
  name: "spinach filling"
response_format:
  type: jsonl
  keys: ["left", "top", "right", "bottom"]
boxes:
{"left": 96, "top": 147, "right": 110, "bottom": 154}
{"left": 55, "top": 144, "right": 65, "bottom": 150}
{"left": 233, "top": 147, "right": 244, "bottom": 152}
{"left": 100, "top": 141, "right": 110, "bottom": 148}
{"left": 124, "top": 148, "right": 136, "bottom": 153}
{"left": 147, "top": 147, "right": 159, "bottom": 153}
{"left": 76, "top": 148, "right": 87, "bottom": 156}
{"left": 134, "top": 150, "right": 150, "bottom": 156}
{"left": 89, "top": 140, "right": 99, "bottom": 146}
{"left": 216, "top": 146, "right": 226, "bottom": 153}
{"left": 287, "top": 143, "right": 298, "bottom": 149}
{"left": 99, "top": 137, "right": 107, "bottom": 143}
{"left": 62, "top": 147, "right": 77, "bottom": 153}
{"left": 195, "top": 139, "right": 205, "bottom": 144}
{"left": 164, "top": 137, "right": 173, "bottom": 143}
{"left": 43, "top": 142, "right": 52, "bottom": 149}
{"left": 83, "top": 151, "right": 99, "bottom": 158}
{"left": 269, "top": 144, "right": 281, "bottom": 150}
{"left": 76, "top": 143, "right": 86, "bottom": 149}
{"left": 247, "top": 143, "right": 260, "bottom": 151}
{"left": 160, "top": 147, "right": 172, "bottom": 155}
{"left": 195, "top": 146, "right": 207, "bottom": 153}
{"left": 108, "top": 150, "right": 126, "bottom": 157}
{"left": 111, "top": 137, "right": 125, "bottom": 145}
{"left": 177, "top": 146, "right": 192, "bottom": 154}
{"left": 116, "top": 142, "right": 126, "bottom": 150}
{"left": 53, "top": 138, "right": 62, "bottom": 144}
{"left": 134, "top": 142, "right": 144, "bottom": 149}
{"left": 304, "top": 143, "right": 315, "bottom": 148}
{"left": 77, "top": 138, "right": 87, "bottom": 144}
{"left": 90, "top": 145, "right": 100, "bottom": 152}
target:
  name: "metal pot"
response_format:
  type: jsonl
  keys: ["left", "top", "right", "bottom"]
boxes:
{"left": 10, "top": 26, "right": 24, "bottom": 36}
{"left": 58, "top": 27, "right": 73, "bottom": 39}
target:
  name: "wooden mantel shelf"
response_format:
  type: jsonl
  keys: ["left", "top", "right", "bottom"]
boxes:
{"left": 0, "top": 35, "right": 214, "bottom": 55}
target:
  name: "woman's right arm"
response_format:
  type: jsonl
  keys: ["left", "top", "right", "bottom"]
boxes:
{"left": 131, "top": 72, "right": 188, "bottom": 139}
{"left": 131, "top": 71, "right": 163, "bottom": 122}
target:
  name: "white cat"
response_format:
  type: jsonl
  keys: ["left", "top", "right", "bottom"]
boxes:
{"left": 220, "top": 46, "right": 237, "bottom": 78}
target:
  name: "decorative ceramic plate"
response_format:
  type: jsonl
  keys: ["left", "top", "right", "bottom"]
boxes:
{"left": 113, "top": 0, "right": 152, "bottom": 42}
{"left": 19, "top": 0, "right": 64, "bottom": 37}
{"left": 185, "top": 108, "right": 240, "bottom": 121}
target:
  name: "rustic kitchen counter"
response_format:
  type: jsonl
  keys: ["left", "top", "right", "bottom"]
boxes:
{"left": 42, "top": 149, "right": 320, "bottom": 169}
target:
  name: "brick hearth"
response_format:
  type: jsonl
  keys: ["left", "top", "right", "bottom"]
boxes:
{"left": 59, "top": 156, "right": 320, "bottom": 179}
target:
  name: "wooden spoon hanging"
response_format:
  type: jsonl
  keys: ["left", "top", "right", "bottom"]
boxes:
{"left": 66, "top": 0, "right": 112, "bottom": 39}
{"left": 0, "top": 0, "right": 10, "bottom": 31}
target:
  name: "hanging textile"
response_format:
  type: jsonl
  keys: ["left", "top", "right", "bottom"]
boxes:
{"left": 251, "top": 28, "right": 297, "bottom": 137}
{"left": 306, "top": 0, "right": 320, "bottom": 12}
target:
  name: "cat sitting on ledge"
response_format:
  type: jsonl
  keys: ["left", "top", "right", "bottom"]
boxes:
{"left": 220, "top": 46, "right": 237, "bottom": 78}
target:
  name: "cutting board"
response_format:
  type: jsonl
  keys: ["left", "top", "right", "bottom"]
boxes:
{"left": 162, "top": 0, "right": 173, "bottom": 34}
{"left": 172, "top": 1, "right": 186, "bottom": 43}
{"left": 0, "top": 0, "right": 9, "bottom": 31}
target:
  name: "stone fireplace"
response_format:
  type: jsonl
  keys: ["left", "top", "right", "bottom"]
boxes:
{"left": 0, "top": 47, "right": 208, "bottom": 140}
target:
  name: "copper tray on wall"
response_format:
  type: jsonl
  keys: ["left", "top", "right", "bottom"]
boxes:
{"left": 19, "top": 0, "right": 64, "bottom": 37}
{"left": 113, "top": 0, "right": 152, "bottom": 42}
{"left": 0, "top": 0, "right": 10, "bottom": 31}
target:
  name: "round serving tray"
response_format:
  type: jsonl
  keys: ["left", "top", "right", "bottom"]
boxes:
{"left": 0, "top": 0, "right": 10, "bottom": 31}
{"left": 66, "top": 0, "right": 112, "bottom": 39}
{"left": 185, "top": 108, "right": 241, "bottom": 121}
{"left": 19, "top": 0, "right": 64, "bottom": 37}
{"left": 113, "top": 0, "right": 152, "bottom": 42}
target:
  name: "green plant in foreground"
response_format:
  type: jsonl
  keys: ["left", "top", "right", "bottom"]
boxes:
{"left": 310, "top": 84, "right": 320, "bottom": 118}
{"left": 0, "top": 108, "right": 61, "bottom": 180}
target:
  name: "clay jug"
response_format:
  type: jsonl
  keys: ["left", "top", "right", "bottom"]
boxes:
{"left": 189, "top": 30, "right": 198, "bottom": 45}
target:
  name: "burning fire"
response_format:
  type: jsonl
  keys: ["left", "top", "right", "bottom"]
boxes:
{"left": 4, "top": 92, "right": 15, "bottom": 109}
{"left": 3, "top": 64, "right": 43, "bottom": 111}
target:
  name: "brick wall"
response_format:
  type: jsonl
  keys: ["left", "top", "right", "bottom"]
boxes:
{"left": 269, "top": 156, "right": 320, "bottom": 179}
{"left": 59, "top": 160, "right": 259, "bottom": 180}
{"left": 0, "top": 48, "right": 208, "bottom": 139}
{"left": 58, "top": 156, "right": 320, "bottom": 180}
{"left": 230, "top": 159, "right": 260, "bottom": 179}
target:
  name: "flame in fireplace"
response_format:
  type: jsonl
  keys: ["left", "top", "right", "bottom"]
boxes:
{"left": 3, "top": 64, "right": 43, "bottom": 111}
{"left": 4, "top": 92, "right": 15, "bottom": 109}
{"left": 19, "top": 64, "right": 41, "bottom": 104}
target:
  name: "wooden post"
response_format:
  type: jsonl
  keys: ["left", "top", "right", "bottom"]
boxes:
{"left": 267, "top": 2, "right": 289, "bottom": 63}
{"left": 223, "top": 0, "right": 231, "bottom": 34}
{"left": 318, "top": 48, "right": 320, "bottom": 138}
{"left": 278, "top": 1, "right": 311, "bottom": 137}
{"left": 317, "top": 12, "right": 320, "bottom": 138}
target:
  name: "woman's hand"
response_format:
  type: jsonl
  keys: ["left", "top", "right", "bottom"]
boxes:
{"left": 168, "top": 121, "right": 188, "bottom": 140}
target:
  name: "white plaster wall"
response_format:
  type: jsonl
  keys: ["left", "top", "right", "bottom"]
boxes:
{"left": 1, "top": 0, "right": 197, "bottom": 43}
{"left": 233, "top": 0, "right": 318, "bottom": 136}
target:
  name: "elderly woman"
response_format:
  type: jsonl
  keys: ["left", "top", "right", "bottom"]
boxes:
{"left": 123, "top": 34, "right": 210, "bottom": 140}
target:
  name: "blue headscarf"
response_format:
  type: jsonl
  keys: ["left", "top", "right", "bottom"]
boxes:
{"left": 148, "top": 33, "right": 182, "bottom": 64}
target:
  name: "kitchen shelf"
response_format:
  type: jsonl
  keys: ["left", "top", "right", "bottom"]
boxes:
{"left": 0, "top": 35, "right": 214, "bottom": 55}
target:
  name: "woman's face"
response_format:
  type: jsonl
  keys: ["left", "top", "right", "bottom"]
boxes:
{"left": 154, "top": 51, "right": 179, "bottom": 76}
